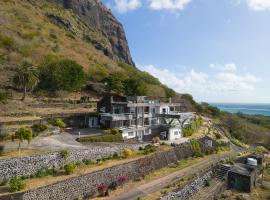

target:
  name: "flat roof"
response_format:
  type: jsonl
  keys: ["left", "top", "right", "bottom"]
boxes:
{"left": 230, "top": 163, "right": 256, "bottom": 176}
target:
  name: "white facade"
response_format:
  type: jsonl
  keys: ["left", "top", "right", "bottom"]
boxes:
{"left": 168, "top": 128, "right": 182, "bottom": 140}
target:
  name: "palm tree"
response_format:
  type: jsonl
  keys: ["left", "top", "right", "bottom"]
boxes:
{"left": 13, "top": 62, "right": 39, "bottom": 100}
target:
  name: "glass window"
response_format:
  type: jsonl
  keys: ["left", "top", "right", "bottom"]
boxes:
{"left": 174, "top": 131, "right": 178, "bottom": 135}
{"left": 128, "top": 132, "right": 134, "bottom": 137}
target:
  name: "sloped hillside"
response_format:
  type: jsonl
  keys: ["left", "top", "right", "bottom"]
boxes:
{"left": 0, "top": 0, "right": 173, "bottom": 95}
{"left": 0, "top": 0, "right": 179, "bottom": 117}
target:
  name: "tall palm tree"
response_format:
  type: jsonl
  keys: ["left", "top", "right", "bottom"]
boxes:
{"left": 13, "top": 62, "right": 39, "bottom": 100}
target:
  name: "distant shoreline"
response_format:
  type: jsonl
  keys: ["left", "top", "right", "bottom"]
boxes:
{"left": 210, "top": 103, "right": 270, "bottom": 117}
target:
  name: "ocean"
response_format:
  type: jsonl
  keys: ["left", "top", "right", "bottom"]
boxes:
{"left": 210, "top": 103, "right": 270, "bottom": 116}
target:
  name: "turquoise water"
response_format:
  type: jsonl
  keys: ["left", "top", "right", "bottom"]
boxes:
{"left": 210, "top": 103, "right": 270, "bottom": 116}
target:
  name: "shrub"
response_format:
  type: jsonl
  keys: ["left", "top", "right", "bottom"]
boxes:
{"left": 0, "top": 145, "right": 4, "bottom": 155}
{"left": 255, "top": 146, "right": 268, "bottom": 154}
{"left": 0, "top": 34, "right": 15, "bottom": 49}
{"left": 98, "top": 161, "right": 104, "bottom": 166}
{"left": 83, "top": 159, "right": 96, "bottom": 165}
{"left": 112, "top": 152, "right": 119, "bottom": 159}
{"left": 191, "top": 140, "right": 201, "bottom": 153}
{"left": 38, "top": 57, "right": 86, "bottom": 92}
{"left": 205, "top": 180, "right": 211, "bottom": 187}
{"left": 9, "top": 177, "right": 26, "bottom": 192}
{"left": 31, "top": 123, "right": 48, "bottom": 134}
{"left": 77, "top": 133, "right": 123, "bottom": 143}
{"left": 60, "top": 149, "right": 69, "bottom": 158}
{"left": 0, "top": 178, "right": 8, "bottom": 186}
{"left": 140, "top": 144, "right": 156, "bottom": 155}
{"left": 0, "top": 91, "right": 11, "bottom": 104}
{"left": 64, "top": 163, "right": 76, "bottom": 175}
{"left": 122, "top": 148, "right": 133, "bottom": 158}
{"left": 111, "top": 128, "right": 120, "bottom": 135}
{"left": 55, "top": 119, "right": 65, "bottom": 128}
{"left": 118, "top": 175, "right": 127, "bottom": 184}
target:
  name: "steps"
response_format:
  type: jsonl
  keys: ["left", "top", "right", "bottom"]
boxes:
{"left": 215, "top": 164, "right": 231, "bottom": 180}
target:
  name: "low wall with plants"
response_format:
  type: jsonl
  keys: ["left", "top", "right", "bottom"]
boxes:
{"left": 1, "top": 142, "right": 200, "bottom": 200}
{"left": 0, "top": 143, "right": 145, "bottom": 182}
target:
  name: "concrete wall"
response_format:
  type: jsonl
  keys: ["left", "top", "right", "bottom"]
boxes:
{"left": 0, "top": 143, "right": 145, "bottom": 182}
{"left": 0, "top": 143, "right": 198, "bottom": 200}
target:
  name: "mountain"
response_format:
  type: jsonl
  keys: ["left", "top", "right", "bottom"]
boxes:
{"left": 0, "top": 0, "right": 174, "bottom": 98}
{"left": 51, "top": 0, "right": 134, "bottom": 65}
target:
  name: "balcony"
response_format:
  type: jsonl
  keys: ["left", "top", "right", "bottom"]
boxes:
{"left": 101, "top": 113, "right": 133, "bottom": 121}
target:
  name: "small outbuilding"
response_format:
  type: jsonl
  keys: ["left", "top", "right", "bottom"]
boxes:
{"left": 228, "top": 163, "right": 257, "bottom": 193}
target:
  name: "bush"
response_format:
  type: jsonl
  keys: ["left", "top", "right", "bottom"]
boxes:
{"left": 111, "top": 128, "right": 120, "bottom": 135}
{"left": 0, "top": 145, "right": 4, "bottom": 155}
{"left": 55, "top": 119, "right": 65, "bottom": 128}
{"left": 31, "top": 123, "right": 48, "bottom": 134}
{"left": 122, "top": 148, "right": 133, "bottom": 158}
{"left": 60, "top": 149, "right": 69, "bottom": 158}
{"left": 0, "top": 91, "right": 11, "bottom": 104}
{"left": 141, "top": 144, "right": 156, "bottom": 155}
{"left": 0, "top": 34, "right": 15, "bottom": 49}
{"left": 191, "top": 140, "right": 201, "bottom": 153}
{"left": 38, "top": 57, "right": 86, "bottom": 92}
{"left": 77, "top": 133, "right": 123, "bottom": 143}
{"left": 64, "top": 163, "right": 76, "bottom": 175}
{"left": 83, "top": 159, "right": 96, "bottom": 165}
{"left": 9, "top": 177, "right": 26, "bottom": 192}
{"left": 112, "top": 152, "right": 119, "bottom": 159}
{"left": 255, "top": 146, "right": 268, "bottom": 154}
{"left": 0, "top": 178, "right": 8, "bottom": 186}
{"left": 35, "top": 168, "right": 56, "bottom": 178}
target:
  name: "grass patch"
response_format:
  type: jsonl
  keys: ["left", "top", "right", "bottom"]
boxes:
{"left": 0, "top": 34, "right": 15, "bottom": 50}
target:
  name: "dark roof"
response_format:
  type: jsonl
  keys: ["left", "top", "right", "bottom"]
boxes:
{"left": 230, "top": 163, "right": 256, "bottom": 176}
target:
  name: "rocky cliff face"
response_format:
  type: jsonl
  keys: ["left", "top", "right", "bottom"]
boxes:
{"left": 51, "top": 0, "right": 135, "bottom": 66}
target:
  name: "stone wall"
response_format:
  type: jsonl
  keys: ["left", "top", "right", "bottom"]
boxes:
{"left": 0, "top": 143, "right": 146, "bottom": 182}
{"left": 161, "top": 170, "right": 214, "bottom": 200}
{"left": 1, "top": 143, "right": 197, "bottom": 200}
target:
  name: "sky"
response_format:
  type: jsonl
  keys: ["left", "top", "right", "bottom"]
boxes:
{"left": 102, "top": 0, "right": 270, "bottom": 103}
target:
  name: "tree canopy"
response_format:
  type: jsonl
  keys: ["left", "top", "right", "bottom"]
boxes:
{"left": 38, "top": 57, "right": 85, "bottom": 92}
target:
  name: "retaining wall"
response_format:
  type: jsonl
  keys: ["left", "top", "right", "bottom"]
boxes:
{"left": 161, "top": 170, "right": 214, "bottom": 200}
{"left": 0, "top": 143, "right": 197, "bottom": 200}
{"left": 0, "top": 143, "right": 146, "bottom": 181}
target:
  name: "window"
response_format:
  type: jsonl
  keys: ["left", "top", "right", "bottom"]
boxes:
{"left": 113, "top": 106, "right": 123, "bottom": 114}
{"left": 130, "top": 107, "right": 136, "bottom": 113}
{"left": 174, "top": 131, "right": 179, "bottom": 136}
{"left": 128, "top": 132, "right": 134, "bottom": 137}
{"left": 162, "top": 108, "right": 166, "bottom": 114}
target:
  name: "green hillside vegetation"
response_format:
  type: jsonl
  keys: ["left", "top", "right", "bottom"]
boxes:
{"left": 0, "top": 0, "right": 174, "bottom": 98}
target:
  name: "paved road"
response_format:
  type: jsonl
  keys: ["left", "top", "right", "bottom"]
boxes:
{"left": 111, "top": 152, "right": 234, "bottom": 200}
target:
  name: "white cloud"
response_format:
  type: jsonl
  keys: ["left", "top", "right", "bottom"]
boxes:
{"left": 149, "top": 0, "right": 192, "bottom": 11}
{"left": 247, "top": 0, "right": 270, "bottom": 10}
{"left": 139, "top": 64, "right": 260, "bottom": 95}
{"left": 113, "top": 0, "right": 142, "bottom": 13}
{"left": 209, "top": 63, "right": 237, "bottom": 71}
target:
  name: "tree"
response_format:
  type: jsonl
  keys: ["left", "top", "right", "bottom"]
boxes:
{"left": 103, "top": 72, "right": 128, "bottom": 94}
{"left": 15, "top": 128, "right": 33, "bottom": 155}
{"left": 163, "top": 85, "right": 176, "bottom": 98}
{"left": 13, "top": 62, "right": 39, "bottom": 100}
{"left": 38, "top": 58, "right": 85, "bottom": 92}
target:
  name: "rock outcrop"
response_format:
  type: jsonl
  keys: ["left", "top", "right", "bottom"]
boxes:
{"left": 51, "top": 0, "right": 135, "bottom": 66}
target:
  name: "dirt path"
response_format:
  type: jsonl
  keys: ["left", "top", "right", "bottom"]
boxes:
{"left": 109, "top": 152, "right": 233, "bottom": 200}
